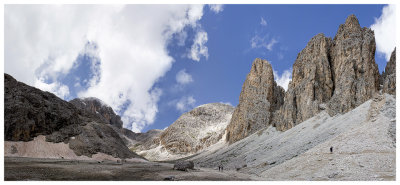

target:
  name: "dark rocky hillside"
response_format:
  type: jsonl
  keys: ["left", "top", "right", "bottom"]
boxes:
{"left": 4, "top": 73, "right": 143, "bottom": 159}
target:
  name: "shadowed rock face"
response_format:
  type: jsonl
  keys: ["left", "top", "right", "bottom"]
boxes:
{"left": 328, "top": 14, "right": 380, "bottom": 115}
{"left": 70, "top": 97, "right": 123, "bottom": 128}
{"left": 4, "top": 73, "right": 142, "bottom": 159}
{"left": 382, "top": 48, "right": 396, "bottom": 95}
{"left": 4, "top": 73, "right": 82, "bottom": 141}
{"left": 226, "top": 59, "right": 284, "bottom": 143}
{"left": 274, "top": 33, "right": 334, "bottom": 131}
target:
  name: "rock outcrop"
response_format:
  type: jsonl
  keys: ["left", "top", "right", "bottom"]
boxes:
{"left": 274, "top": 34, "right": 334, "bottom": 131}
{"left": 382, "top": 48, "right": 396, "bottom": 95}
{"left": 327, "top": 14, "right": 380, "bottom": 115}
{"left": 160, "top": 103, "right": 234, "bottom": 154}
{"left": 4, "top": 73, "right": 82, "bottom": 141}
{"left": 226, "top": 59, "right": 284, "bottom": 143}
{"left": 226, "top": 14, "right": 382, "bottom": 142}
{"left": 70, "top": 97, "right": 123, "bottom": 128}
{"left": 4, "top": 73, "right": 142, "bottom": 159}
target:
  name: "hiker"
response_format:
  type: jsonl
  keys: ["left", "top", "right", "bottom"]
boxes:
{"left": 330, "top": 146, "right": 333, "bottom": 153}
{"left": 218, "top": 164, "right": 224, "bottom": 172}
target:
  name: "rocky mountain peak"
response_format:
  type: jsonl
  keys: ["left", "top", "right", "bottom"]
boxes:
{"left": 4, "top": 73, "right": 141, "bottom": 159}
{"left": 344, "top": 14, "right": 361, "bottom": 29}
{"left": 226, "top": 58, "right": 284, "bottom": 143}
{"left": 226, "top": 14, "right": 383, "bottom": 143}
{"left": 273, "top": 32, "right": 334, "bottom": 131}
{"left": 70, "top": 97, "right": 123, "bottom": 128}
{"left": 159, "top": 103, "right": 234, "bottom": 154}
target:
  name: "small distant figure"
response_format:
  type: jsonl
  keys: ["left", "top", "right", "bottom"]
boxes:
{"left": 330, "top": 146, "right": 333, "bottom": 153}
{"left": 218, "top": 164, "right": 224, "bottom": 172}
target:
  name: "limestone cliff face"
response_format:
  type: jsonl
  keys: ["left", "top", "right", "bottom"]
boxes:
{"left": 328, "top": 14, "right": 380, "bottom": 115}
{"left": 274, "top": 34, "right": 334, "bottom": 131}
{"left": 382, "top": 48, "right": 396, "bottom": 95}
{"left": 226, "top": 59, "right": 284, "bottom": 143}
{"left": 160, "top": 103, "right": 234, "bottom": 154}
{"left": 227, "top": 14, "right": 383, "bottom": 142}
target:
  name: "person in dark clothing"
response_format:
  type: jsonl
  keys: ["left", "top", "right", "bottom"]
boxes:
{"left": 218, "top": 164, "right": 224, "bottom": 172}
{"left": 330, "top": 146, "right": 333, "bottom": 153}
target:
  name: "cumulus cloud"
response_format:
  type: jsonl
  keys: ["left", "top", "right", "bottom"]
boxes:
{"left": 273, "top": 69, "right": 292, "bottom": 91}
{"left": 175, "top": 96, "right": 196, "bottom": 112}
{"left": 260, "top": 17, "right": 267, "bottom": 26}
{"left": 208, "top": 4, "right": 224, "bottom": 13}
{"left": 5, "top": 5, "right": 207, "bottom": 133}
{"left": 176, "top": 69, "right": 193, "bottom": 85}
{"left": 189, "top": 30, "right": 209, "bottom": 61}
{"left": 34, "top": 78, "right": 70, "bottom": 99}
{"left": 370, "top": 4, "right": 396, "bottom": 61}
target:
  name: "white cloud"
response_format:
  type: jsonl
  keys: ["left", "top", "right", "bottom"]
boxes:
{"left": 251, "top": 35, "right": 278, "bottom": 51}
{"left": 370, "top": 4, "right": 396, "bottom": 61}
{"left": 273, "top": 69, "right": 292, "bottom": 91}
{"left": 5, "top": 5, "right": 207, "bottom": 133}
{"left": 260, "top": 17, "right": 267, "bottom": 26}
{"left": 174, "top": 96, "right": 196, "bottom": 112}
{"left": 209, "top": 4, "right": 224, "bottom": 13}
{"left": 34, "top": 78, "right": 70, "bottom": 99}
{"left": 176, "top": 69, "right": 193, "bottom": 85}
{"left": 189, "top": 30, "right": 209, "bottom": 61}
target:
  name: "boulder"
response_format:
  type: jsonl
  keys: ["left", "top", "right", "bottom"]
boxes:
{"left": 173, "top": 161, "right": 195, "bottom": 171}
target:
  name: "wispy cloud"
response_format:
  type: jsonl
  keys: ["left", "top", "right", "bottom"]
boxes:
{"left": 370, "top": 4, "right": 396, "bottom": 61}
{"left": 176, "top": 69, "right": 193, "bottom": 85}
{"left": 189, "top": 30, "right": 209, "bottom": 61}
{"left": 250, "top": 35, "right": 278, "bottom": 51}
{"left": 260, "top": 17, "right": 267, "bottom": 26}
{"left": 170, "top": 96, "right": 197, "bottom": 112}
{"left": 208, "top": 4, "right": 224, "bottom": 14}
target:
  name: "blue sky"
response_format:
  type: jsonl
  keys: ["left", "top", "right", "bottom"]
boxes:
{"left": 4, "top": 4, "right": 396, "bottom": 133}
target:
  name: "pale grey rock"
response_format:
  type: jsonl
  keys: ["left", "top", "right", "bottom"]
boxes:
{"left": 159, "top": 103, "right": 234, "bottom": 154}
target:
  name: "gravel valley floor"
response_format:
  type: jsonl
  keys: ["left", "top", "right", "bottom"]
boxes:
{"left": 4, "top": 157, "right": 260, "bottom": 181}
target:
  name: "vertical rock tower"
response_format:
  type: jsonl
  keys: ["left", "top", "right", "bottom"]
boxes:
{"left": 328, "top": 14, "right": 380, "bottom": 115}
{"left": 273, "top": 33, "right": 334, "bottom": 131}
{"left": 226, "top": 59, "right": 284, "bottom": 143}
{"left": 382, "top": 48, "right": 396, "bottom": 95}
{"left": 226, "top": 14, "right": 385, "bottom": 143}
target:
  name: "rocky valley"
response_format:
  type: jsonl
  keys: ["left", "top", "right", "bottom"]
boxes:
{"left": 4, "top": 14, "right": 396, "bottom": 181}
